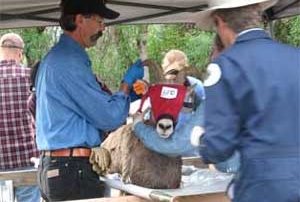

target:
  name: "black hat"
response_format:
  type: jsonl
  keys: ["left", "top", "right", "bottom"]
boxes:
{"left": 61, "top": 0, "right": 120, "bottom": 19}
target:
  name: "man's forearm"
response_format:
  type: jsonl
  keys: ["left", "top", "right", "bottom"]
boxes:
{"left": 119, "top": 82, "right": 130, "bottom": 95}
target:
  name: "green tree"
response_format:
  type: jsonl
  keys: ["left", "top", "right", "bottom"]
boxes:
{"left": 147, "top": 24, "right": 214, "bottom": 77}
{"left": 274, "top": 16, "right": 300, "bottom": 47}
{"left": 87, "top": 24, "right": 214, "bottom": 90}
{"left": 87, "top": 25, "right": 144, "bottom": 90}
{"left": 0, "top": 28, "right": 52, "bottom": 67}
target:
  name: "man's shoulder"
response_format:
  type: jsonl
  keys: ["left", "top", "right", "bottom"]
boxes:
{"left": 0, "top": 61, "right": 30, "bottom": 78}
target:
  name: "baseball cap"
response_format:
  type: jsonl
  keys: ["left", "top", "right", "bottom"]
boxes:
{"left": 61, "top": 0, "right": 120, "bottom": 19}
{"left": 161, "top": 49, "right": 189, "bottom": 75}
{"left": 0, "top": 33, "right": 24, "bottom": 49}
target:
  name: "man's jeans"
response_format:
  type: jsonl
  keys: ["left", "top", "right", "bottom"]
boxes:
{"left": 38, "top": 156, "right": 105, "bottom": 201}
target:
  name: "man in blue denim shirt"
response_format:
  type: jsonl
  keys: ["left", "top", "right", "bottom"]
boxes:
{"left": 35, "top": 0, "right": 144, "bottom": 201}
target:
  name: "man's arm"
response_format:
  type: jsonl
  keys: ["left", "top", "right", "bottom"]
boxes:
{"left": 133, "top": 104, "right": 205, "bottom": 157}
{"left": 200, "top": 59, "right": 241, "bottom": 164}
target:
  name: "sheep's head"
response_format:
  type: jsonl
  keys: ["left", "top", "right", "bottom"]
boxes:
{"left": 156, "top": 117, "right": 174, "bottom": 138}
{"left": 138, "top": 56, "right": 200, "bottom": 139}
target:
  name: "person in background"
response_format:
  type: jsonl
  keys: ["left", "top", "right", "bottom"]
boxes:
{"left": 35, "top": 0, "right": 144, "bottom": 201}
{"left": 132, "top": 49, "right": 205, "bottom": 157}
{"left": 0, "top": 33, "right": 41, "bottom": 202}
{"left": 131, "top": 36, "right": 241, "bottom": 172}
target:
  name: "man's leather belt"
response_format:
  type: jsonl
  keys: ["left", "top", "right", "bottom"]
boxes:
{"left": 42, "top": 148, "right": 91, "bottom": 157}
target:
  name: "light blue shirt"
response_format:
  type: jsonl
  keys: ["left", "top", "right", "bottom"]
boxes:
{"left": 135, "top": 103, "right": 205, "bottom": 157}
{"left": 36, "top": 34, "right": 130, "bottom": 150}
{"left": 176, "top": 76, "right": 205, "bottom": 129}
{"left": 134, "top": 77, "right": 205, "bottom": 157}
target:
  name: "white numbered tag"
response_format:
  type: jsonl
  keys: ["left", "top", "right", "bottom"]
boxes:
{"left": 160, "top": 87, "right": 178, "bottom": 99}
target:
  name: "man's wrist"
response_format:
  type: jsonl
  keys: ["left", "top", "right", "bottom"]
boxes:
{"left": 119, "top": 81, "right": 130, "bottom": 94}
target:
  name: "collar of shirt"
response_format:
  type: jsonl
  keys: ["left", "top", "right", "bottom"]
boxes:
{"left": 60, "top": 34, "right": 91, "bottom": 67}
{"left": 0, "top": 59, "right": 18, "bottom": 67}
{"left": 237, "top": 28, "right": 264, "bottom": 37}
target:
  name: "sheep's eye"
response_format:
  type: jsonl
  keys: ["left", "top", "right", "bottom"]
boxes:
{"left": 158, "top": 123, "right": 165, "bottom": 129}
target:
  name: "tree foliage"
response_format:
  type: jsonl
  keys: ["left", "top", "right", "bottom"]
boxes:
{"left": 89, "top": 24, "right": 214, "bottom": 90}
{"left": 274, "top": 16, "right": 300, "bottom": 47}
{"left": 147, "top": 24, "right": 214, "bottom": 70}
{"left": 1, "top": 16, "right": 298, "bottom": 90}
{"left": 0, "top": 28, "right": 52, "bottom": 67}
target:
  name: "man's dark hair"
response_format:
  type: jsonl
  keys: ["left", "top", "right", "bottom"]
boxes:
{"left": 59, "top": 14, "right": 77, "bottom": 31}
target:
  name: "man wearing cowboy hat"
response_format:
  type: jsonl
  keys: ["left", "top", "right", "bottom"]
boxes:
{"left": 191, "top": 0, "right": 299, "bottom": 201}
{"left": 35, "top": 0, "right": 144, "bottom": 201}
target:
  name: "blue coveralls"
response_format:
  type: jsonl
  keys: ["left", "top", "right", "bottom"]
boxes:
{"left": 200, "top": 30, "right": 300, "bottom": 202}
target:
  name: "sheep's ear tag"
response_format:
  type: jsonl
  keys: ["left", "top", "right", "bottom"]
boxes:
{"left": 204, "top": 63, "right": 222, "bottom": 87}
{"left": 160, "top": 86, "right": 178, "bottom": 99}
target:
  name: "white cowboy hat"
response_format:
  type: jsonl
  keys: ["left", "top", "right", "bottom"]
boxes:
{"left": 193, "top": 0, "right": 278, "bottom": 30}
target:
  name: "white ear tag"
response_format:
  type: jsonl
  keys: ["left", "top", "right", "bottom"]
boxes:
{"left": 204, "top": 63, "right": 222, "bottom": 87}
{"left": 160, "top": 87, "right": 178, "bottom": 99}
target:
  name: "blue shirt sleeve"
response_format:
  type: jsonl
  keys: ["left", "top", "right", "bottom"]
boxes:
{"left": 200, "top": 58, "right": 241, "bottom": 164}
{"left": 55, "top": 63, "right": 130, "bottom": 131}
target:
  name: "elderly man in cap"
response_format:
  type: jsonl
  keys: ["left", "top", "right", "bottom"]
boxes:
{"left": 0, "top": 33, "right": 41, "bottom": 202}
{"left": 35, "top": 0, "right": 144, "bottom": 201}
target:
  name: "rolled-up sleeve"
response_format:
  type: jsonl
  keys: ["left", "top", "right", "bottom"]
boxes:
{"left": 51, "top": 61, "right": 129, "bottom": 131}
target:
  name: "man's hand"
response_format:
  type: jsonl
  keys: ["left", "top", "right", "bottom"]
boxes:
{"left": 89, "top": 147, "right": 111, "bottom": 175}
{"left": 131, "top": 108, "right": 151, "bottom": 129}
{"left": 133, "top": 79, "right": 148, "bottom": 95}
{"left": 131, "top": 111, "right": 144, "bottom": 129}
{"left": 123, "top": 59, "right": 144, "bottom": 87}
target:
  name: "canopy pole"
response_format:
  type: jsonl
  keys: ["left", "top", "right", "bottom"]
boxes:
{"left": 268, "top": 21, "right": 275, "bottom": 39}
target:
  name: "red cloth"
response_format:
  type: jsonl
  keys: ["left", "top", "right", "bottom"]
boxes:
{"left": 0, "top": 60, "right": 40, "bottom": 169}
{"left": 140, "top": 84, "right": 186, "bottom": 122}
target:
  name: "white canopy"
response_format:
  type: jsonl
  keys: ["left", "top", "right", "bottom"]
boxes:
{"left": 0, "top": 0, "right": 299, "bottom": 29}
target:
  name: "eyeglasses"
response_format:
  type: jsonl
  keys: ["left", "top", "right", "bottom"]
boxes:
{"left": 84, "top": 15, "right": 104, "bottom": 26}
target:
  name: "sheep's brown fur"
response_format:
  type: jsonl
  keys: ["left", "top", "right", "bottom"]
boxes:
{"left": 102, "top": 124, "right": 182, "bottom": 189}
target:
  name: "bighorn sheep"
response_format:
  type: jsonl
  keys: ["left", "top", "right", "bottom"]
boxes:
{"left": 100, "top": 55, "right": 201, "bottom": 189}
{"left": 101, "top": 123, "right": 182, "bottom": 189}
